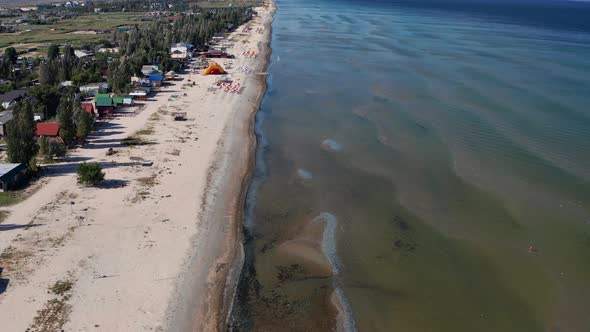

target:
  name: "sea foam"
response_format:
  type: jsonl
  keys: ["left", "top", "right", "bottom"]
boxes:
{"left": 313, "top": 212, "right": 357, "bottom": 332}
{"left": 297, "top": 168, "right": 313, "bottom": 180}
{"left": 321, "top": 139, "right": 343, "bottom": 152}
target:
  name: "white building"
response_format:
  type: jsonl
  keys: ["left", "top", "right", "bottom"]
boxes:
{"left": 79, "top": 82, "right": 108, "bottom": 96}
{"left": 170, "top": 42, "right": 193, "bottom": 60}
{"left": 74, "top": 50, "right": 92, "bottom": 58}
{"left": 97, "top": 47, "right": 120, "bottom": 54}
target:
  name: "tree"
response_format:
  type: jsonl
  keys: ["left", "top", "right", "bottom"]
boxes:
{"left": 38, "top": 136, "right": 66, "bottom": 161}
{"left": 4, "top": 47, "right": 17, "bottom": 64}
{"left": 30, "top": 85, "right": 61, "bottom": 119}
{"left": 6, "top": 101, "right": 39, "bottom": 168}
{"left": 58, "top": 94, "right": 77, "bottom": 145}
{"left": 107, "top": 59, "right": 132, "bottom": 93}
{"left": 47, "top": 44, "right": 60, "bottom": 60}
{"left": 38, "top": 136, "right": 48, "bottom": 159}
{"left": 76, "top": 109, "right": 93, "bottom": 140}
{"left": 76, "top": 162, "right": 104, "bottom": 186}
{"left": 62, "top": 44, "right": 77, "bottom": 80}
{"left": 39, "top": 59, "right": 63, "bottom": 85}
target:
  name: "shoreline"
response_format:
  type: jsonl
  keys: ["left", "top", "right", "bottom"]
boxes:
{"left": 164, "top": 1, "right": 276, "bottom": 331}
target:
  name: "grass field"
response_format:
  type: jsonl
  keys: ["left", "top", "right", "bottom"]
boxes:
{"left": 0, "top": 12, "right": 145, "bottom": 49}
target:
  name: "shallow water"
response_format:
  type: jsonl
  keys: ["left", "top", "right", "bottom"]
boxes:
{"left": 232, "top": 0, "right": 590, "bottom": 330}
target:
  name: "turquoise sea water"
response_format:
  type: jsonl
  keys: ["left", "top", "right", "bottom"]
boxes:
{"left": 232, "top": 0, "right": 590, "bottom": 331}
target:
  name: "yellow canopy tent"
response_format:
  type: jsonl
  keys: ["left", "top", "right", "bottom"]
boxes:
{"left": 202, "top": 62, "right": 225, "bottom": 75}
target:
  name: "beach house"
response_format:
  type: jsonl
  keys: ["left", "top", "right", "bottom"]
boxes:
{"left": 129, "top": 88, "right": 150, "bottom": 101}
{"left": 0, "top": 163, "right": 27, "bottom": 192}
{"left": 141, "top": 65, "right": 160, "bottom": 76}
{"left": 140, "top": 65, "right": 164, "bottom": 87}
{"left": 94, "top": 94, "right": 115, "bottom": 117}
{"left": 170, "top": 42, "right": 193, "bottom": 62}
{"left": 122, "top": 96, "right": 134, "bottom": 105}
{"left": 79, "top": 82, "right": 108, "bottom": 96}
{"left": 149, "top": 72, "right": 164, "bottom": 87}
{"left": 36, "top": 122, "right": 63, "bottom": 142}
{"left": 131, "top": 75, "right": 150, "bottom": 87}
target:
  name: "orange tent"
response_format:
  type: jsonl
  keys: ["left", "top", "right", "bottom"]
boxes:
{"left": 202, "top": 62, "right": 225, "bottom": 75}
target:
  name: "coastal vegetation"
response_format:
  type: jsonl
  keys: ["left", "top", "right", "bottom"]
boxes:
{"left": 6, "top": 101, "right": 38, "bottom": 168}
{"left": 37, "top": 136, "right": 66, "bottom": 161}
{"left": 76, "top": 162, "right": 104, "bottom": 186}
{"left": 0, "top": 191, "right": 22, "bottom": 207}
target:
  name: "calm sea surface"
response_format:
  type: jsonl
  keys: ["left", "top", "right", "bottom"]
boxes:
{"left": 232, "top": 0, "right": 590, "bottom": 331}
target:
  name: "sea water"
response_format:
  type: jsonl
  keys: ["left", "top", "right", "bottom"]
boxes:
{"left": 232, "top": 0, "right": 590, "bottom": 330}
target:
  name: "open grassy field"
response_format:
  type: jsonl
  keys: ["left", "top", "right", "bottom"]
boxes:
{"left": 0, "top": 12, "right": 145, "bottom": 49}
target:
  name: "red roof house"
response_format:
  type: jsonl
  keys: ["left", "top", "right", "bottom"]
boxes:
{"left": 81, "top": 101, "right": 95, "bottom": 115}
{"left": 36, "top": 122, "right": 59, "bottom": 137}
{"left": 36, "top": 122, "right": 63, "bottom": 143}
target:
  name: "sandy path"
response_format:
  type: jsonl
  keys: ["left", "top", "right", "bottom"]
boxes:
{"left": 0, "top": 3, "right": 274, "bottom": 331}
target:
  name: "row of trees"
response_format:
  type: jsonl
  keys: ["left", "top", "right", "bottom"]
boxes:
{"left": 6, "top": 94, "right": 93, "bottom": 168}
{"left": 113, "top": 8, "right": 251, "bottom": 57}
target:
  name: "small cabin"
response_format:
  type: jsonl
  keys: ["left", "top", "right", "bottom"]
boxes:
{"left": 0, "top": 163, "right": 27, "bottom": 192}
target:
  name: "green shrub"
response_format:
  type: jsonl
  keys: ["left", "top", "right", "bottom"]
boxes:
{"left": 38, "top": 137, "right": 66, "bottom": 161}
{"left": 76, "top": 162, "right": 105, "bottom": 186}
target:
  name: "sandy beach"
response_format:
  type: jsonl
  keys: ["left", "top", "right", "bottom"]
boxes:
{"left": 0, "top": 2, "right": 274, "bottom": 331}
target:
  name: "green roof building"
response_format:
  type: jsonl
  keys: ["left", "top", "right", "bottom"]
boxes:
{"left": 94, "top": 94, "right": 115, "bottom": 117}
{"left": 112, "top": 97, "right": 124, "bottom": 106}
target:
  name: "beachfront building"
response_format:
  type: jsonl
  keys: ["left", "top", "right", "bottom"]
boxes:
{"left": 131, "top": 75, "right": 150, "bottom": 87}
{"left": 0, "top": 89, "right": 28, "bottom": 109}
{"left": 36, "top": 122, "right": 63, "bottom": 142}
{"left": 122, "top": 96, "right": 134, "bottom": 106}
{"left": 94, "top": 94, "right": 115, "bottom": 117}
{"left": 112, "top": 96, "right": 124, "bottom": 108}
{"left": 129, "top": 88, "right": 150, "bottom": 101}
{"left": 200, "top": 50, "right": 230, "bottom": 58}
{"left": 141, "top": 65, "right": 160, "bottom": 76}
{"left": 79, "top": 82, "right": 108, "bottom": 96}
{"left": 170, "top": 42, "right": 193, "bottom": 62}
{"left": 149, "top": 72, "right": 164, "bottom": 87}
{"left": 0, "top": 163, "right": 27, "bottom": 192}
{"left": 140, "top": 65, "right": 164, "bottom": 87}
{"left": 211, "top": 34, "right": 225, "bottom": 43}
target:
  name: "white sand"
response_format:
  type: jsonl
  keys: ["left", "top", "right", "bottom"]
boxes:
{"left": 0, "top": 2, "right": 274, "bottom": 331}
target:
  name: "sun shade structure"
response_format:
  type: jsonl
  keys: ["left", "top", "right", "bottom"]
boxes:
{"left": 202, "top": 62, "right": 225, "bottom": 75}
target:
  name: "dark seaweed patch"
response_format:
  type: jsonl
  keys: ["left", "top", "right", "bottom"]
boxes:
{"left": 276, "top": 264, "right": 306, "bottom": 283}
